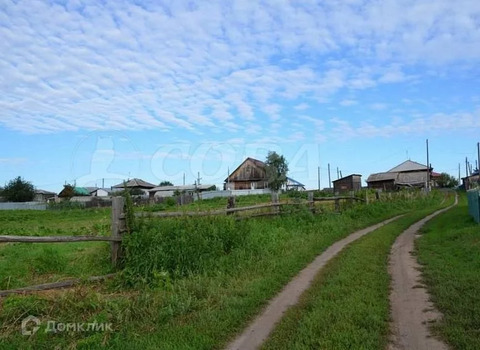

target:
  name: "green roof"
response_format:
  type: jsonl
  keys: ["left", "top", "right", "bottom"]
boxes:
{"left": 74, "top": 187, "right": 90, "bottom": 196}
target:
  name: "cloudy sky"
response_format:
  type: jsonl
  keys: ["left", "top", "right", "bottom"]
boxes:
{"left": 1, "top": 0, "right": 479, "bottom": 191}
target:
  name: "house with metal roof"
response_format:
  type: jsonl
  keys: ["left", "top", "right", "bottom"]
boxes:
{"left": 111, "top": 178, "right": 156, "bottom": 193}
{"left": 367, "top": 160, "right": 433, "bottom": 191}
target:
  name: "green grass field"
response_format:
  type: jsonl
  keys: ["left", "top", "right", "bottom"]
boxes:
{"left": 0, "top": 208, "right": 112, "bottom": 290}
{"left": 417, "top": 194, "right": 480, "bottom": 350}
{"left": 0, "top": 191, "right": 449, "bottom": 349}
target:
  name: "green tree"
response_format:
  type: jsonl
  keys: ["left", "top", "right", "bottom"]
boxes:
{"left": 265, "top": 151, "right": 289, "bottom": 191}
{"left": 2, "top": 176, "right": 35, "bottom": 202}
{"left": 436, "top": 173, "right": 459, "bottom": 188}
{"left": 159, "top": 181, "right": 174, "bottom": 186}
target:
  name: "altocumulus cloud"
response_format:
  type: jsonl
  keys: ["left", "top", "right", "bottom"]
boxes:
{"left": 0, "top": 0, "right": 479, "bottom": 135}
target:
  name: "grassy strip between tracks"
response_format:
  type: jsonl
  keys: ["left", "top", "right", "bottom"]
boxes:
{"left": 263, "top": 197, "right": 453, "bottom": 350}
{"left": 416, "top": 194, "right": 480, "bottom": 350}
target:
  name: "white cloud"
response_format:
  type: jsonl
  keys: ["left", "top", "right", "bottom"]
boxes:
{"left": 0, "top": 1, "right": 479, "bottom": 134}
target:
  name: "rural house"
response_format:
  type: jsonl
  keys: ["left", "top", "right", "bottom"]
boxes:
{"left": 111, "top": 178, "right": 156, "bottom": 194}
{"left": 225, "top": 158, "right": 269, "bottom": 190}
{"left": 34, "top": 189, "right": 57, "bottom": 202}
{"left": 462, "top": 170, "right": 480, "bottom": 190}
{"left": 367, "top": 160, "right": 434, "bottom": 191}
{"left": 333, "top": 174, "right": 362, "bottom": 193}
{"left": 224, "top": 157, "right": 304, "bottom": 191}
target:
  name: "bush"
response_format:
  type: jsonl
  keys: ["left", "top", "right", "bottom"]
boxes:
{"left": 121, "top": 216, "right": 249, "bottom": 285}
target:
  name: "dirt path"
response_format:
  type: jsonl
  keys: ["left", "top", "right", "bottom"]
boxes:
{"left": 388, "top": 196, "right": 458, "bottom": 350}
{"left": 225, "top": 215, "right": 403, "bottom": 350}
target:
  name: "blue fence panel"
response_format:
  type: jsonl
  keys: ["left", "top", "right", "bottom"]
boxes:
{"left": 467, "top": 190, "right": 480, "bottom": 224}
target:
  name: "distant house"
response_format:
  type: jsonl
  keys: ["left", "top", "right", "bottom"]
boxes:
{"left": 111, "top": 178, "right": 156, "bottom": 194}
{"left": 34, "top": 189, "right": 57, "bottom": 202}
{"left": 333, "top": 174, "right": 362, "bottom": 193}
{"left": 91, "top": 188, "right": 113, "bottom": 197}
{"left": 367, "top": 160, "right": 433, "bottom": 191}
{"left": 462, "top": 170, "right": 480, "bottom": 190}
{"left": 284, "top": 177, "right": 306, "bottom": 191}
{"left": 224, "top": 157, "right": 304, "bottom": 191}
{"left": 149, "top": 184, "right": 215, "bottom": 200}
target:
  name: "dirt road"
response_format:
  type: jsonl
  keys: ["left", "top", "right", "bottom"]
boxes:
{"left": 225, "top": 215, "right": 403, "bottom": 350}
{"left": 388, "top": 197, "right": 457, "bottom": 350}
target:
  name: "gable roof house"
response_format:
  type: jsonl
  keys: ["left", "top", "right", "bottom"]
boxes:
{"left": 225, "top": 158, "right": 269, "bottom": 190}
{"left": 367, "top": 160, "right": 433, "bottom": 191}
{"left": 224, "top": 157, "right": 304, "bottom": 191}
{"left": 111, "top": 178, "right": 156, "bottom": 194}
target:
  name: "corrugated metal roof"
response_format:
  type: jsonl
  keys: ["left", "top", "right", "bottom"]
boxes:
{"left": 388, "top": 160, "right": 428, "bottom": 173}
{"left": 112, "top": 178, "right": 156, "bottom": 188}
{"left": 367, "top": 172, "right": 397, "bottom": 182}
{"left": 74, "top": 187, "right": 90, "bottom": 196}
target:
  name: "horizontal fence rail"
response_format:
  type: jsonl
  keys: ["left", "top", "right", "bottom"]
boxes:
{"left": 0, "top": 235, "right": 121, "bottom": 243}
{"left": 0, "top": 274, "right": 117, "bottom": 297}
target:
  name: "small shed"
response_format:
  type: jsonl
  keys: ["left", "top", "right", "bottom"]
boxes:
{"left": 333, "top": 174, "right": 362, "bottom": 193}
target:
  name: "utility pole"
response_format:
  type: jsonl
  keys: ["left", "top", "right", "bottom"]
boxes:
{"left": 317, "top": 166, "right": 321, "bottom": 190}
{"left": 328, "top": 163, "right": 332, "bottom": 189}
{"left": 477, "top": 142, "right": 480, "bottom": 172}
{"left": 197, "top": 172, "right": 201, "bottom": 186}
{"left": 426, "top": 139, "right": 430, "bottom": 191}
{"left": 458, "top": 163, "right": 461, "bottom": 183}
{"left": 336, "top": 167, "right": 340, "bottom": 180}
{"left": 466, "top": 157, "right": 469, "bottom": 177}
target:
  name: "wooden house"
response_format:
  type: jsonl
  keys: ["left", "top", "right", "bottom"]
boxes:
{"left": 111, "top": 178, "right": 156, "bottom": 193}
{"left": 224, "top": 158, "right": 268, "bottom": 190}
{"left": 367, "top": 160, "right": 432, "bottom": 191}
{"left": 333, "top": 174, "right": 362, "bottom": 193}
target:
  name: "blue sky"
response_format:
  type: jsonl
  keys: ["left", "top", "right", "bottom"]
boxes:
{"left": 1, "top": 0, "right": 480, "bottom": 192}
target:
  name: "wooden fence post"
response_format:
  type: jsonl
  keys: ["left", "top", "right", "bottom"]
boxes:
{"left": 308, "top": 192, "right": 314, "bottom": 213}
{"left": 271, "top": 192, "right": 279, "bottom": 215}
{"left": 111, "top": 196, "right": 126, "bottom": 268}
{"left": 227, "top": 196, "right": 236, "bottom": 215}
{"left": 334, "top": 198, "right": 340, "bottom": 212}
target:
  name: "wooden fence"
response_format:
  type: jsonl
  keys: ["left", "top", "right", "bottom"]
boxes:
{"left": 0, "top": 193, "right": 363, "bottom": 296}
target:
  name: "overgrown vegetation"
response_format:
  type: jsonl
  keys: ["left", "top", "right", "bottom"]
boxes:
{"left": 417, "top": 194, "right": 480, "bottom": 349}
{"left": 0, "top": 191, "right": 447, "bottom": 349}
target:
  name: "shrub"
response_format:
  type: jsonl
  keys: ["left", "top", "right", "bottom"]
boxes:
{"left": 121, "top": 216, "right": 249, "bottom": 285}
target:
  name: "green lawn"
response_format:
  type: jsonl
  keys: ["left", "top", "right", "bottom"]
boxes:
{"left": 416, "top": 194, "right": 480, "bottom": 350}
{"left": 0, "top": 208, "right": 112, "bottom": 290}
{"left": 262, "top": 198, "right": 453, "bottom": 350}
{"left": 0, "top": 191, "right": 448, "bottom": 349}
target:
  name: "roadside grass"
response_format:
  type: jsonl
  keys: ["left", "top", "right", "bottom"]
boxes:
{"left": 0, "top": 208, "right": 112, "bottom": 290}
{"left": 262, "top": 198, "right": 453, "bottom": 350}
{"left": 416, "top": 194, "right": 480, "bottom": 350}
{"left": 0, "top": 191, "right": 447, "bottom": 349}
